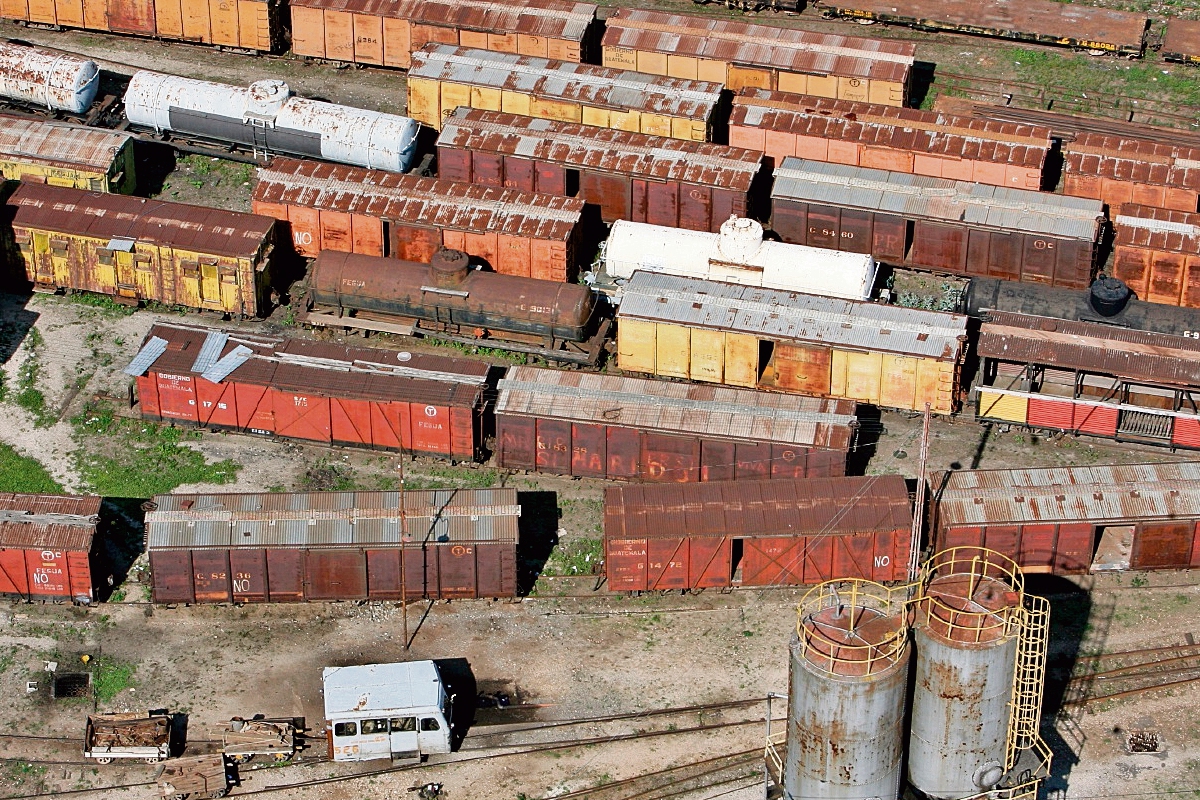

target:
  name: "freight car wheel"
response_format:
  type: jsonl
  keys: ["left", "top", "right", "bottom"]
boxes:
{"left": 227, "top": 754, "right": 252, "bottom": 764}
{"left": 94, "top": 757, "right": 113, "bottom": 765}
{"left": 172, "top": 794, "right": 189, "bottom": 800}
{"left": 145, "top": 757, "right": 163, "bottom": 764}
{"left": 273, "top": 753, "right": 291, "bottom": 764}
{"left": 208, "top": 789, "right": 229, "bottom": 798}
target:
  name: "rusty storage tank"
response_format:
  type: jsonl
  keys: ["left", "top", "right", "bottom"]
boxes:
{"left": 781, "top": 579, "right": 910, "bottom": 800}
{"left": 123, "top": 71, "right": 420, "bottom": 172}
{"left": 908, "top": 546, "right": 1023, "bottom": 800}
{"left": 0, "top": 42, "right": 99, "bottom": 114}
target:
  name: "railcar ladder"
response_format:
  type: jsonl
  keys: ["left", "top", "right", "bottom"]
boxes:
{"left": 1006, "top": 594, "right": 1051, "bottom": 771}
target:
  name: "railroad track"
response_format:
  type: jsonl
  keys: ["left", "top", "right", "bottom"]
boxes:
{"left": 1063, "top": 640, "right": 1200, "bottom": 706}
{"left": 541, "top": 748, "right": 764, "bottom": 800}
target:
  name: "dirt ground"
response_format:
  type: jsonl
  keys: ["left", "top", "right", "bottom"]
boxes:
{"left": 2, "top": 10, "right": 1200, "bottom": 800}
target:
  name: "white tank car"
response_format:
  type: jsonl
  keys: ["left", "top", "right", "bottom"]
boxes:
{"left": 124, "top": 71, "right": 421, "bottom": 173}
{"left": 0, "top": 42, "right": 99, "bottom": 114}
{"left": 603, "top": 216, "right": 878, "bottom": 301}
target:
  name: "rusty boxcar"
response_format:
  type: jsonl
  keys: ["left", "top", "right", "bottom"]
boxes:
{"left": 933, "top": 463, "right": 1200, "bottom": 575}
{"left": 435, "top": 108, "right": 764, "bottom": 232}
{"left": 252, "top": 157, "right": 584, "bottom": 282}
{"left": 0, "top": 0, "right": 285, "bottom": 52}
{"left": 289, "top": 0, "right": 597, "bottom": 68}
{"left": 729, "top": 89, "right": 1051, "bottom": 189}
{"left": 1061, "top": 133, "right": 1200, "bottom": 213}
{"left": 973, "top": 309, "right": 1200, "bottom": 450}
{"left": 1112, "top": 204, "right": 1200, "bottom": 308}
{"left": 0, "top": 493, "right": 99, "bottom": 604}
{"left": 600, "top": 8, "right": 914, "bottom": 106}
{"left": 10, "top": 183, "right": 278, "bottom": 315}
{"left": 146, "top": 488, "right": 521, "bottom": 602}
{"left": 1163, "top": 19, "right": 1200, "bottom": 66}
{"left": 406, "top": 44, "right": 724, "bottom": 141}
{"left": 0, "top": 116, "right": 135, "bottom": 193}
{"left": 771, "top": 157, "right": 1105, "bottom": 289}
{"left": 616, "top": 271, "right": 969, "bottom": 414}
{"left": 814, "top": 0, "right": 1148, "bottom": 57}
{"left": 604, "top": 474, "right": 912, "bottom": 591}
{"left": 494, "top": 366, "right": 856, "bottom": 482}
{"left": 128, "top": 323, "right": 490, "bottom": 460}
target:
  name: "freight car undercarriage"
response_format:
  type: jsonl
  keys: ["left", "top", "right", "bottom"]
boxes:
{"left": 303, "top": 304, "right": 612, "bottom": 366}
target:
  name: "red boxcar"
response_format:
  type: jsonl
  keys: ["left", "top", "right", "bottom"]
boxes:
{"left": 147, "top": 488, "right": 520, "bottom": 602}
{"left": 128, "top": 324, "right": 490, "bottom": 460}
{"left": 1062, "top": 133, "right": 1200, "bottom": 213}
{"left": 495, "top": 366, "right": 855, "bottom": 481}
{"left": 604, "top": 475, "right": 912, "bottom": 591}
{"left": 934, "top": 462, "right": 1200, "bottom": 574}
{"left": 0, "top": 494, "right": 99, "bottom": 604}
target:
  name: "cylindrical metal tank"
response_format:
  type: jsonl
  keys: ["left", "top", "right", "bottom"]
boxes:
{"left": 908, "top": 547, "right": 1023, "bottom": 800}
{"left": 0, "top": 42, "right": 99, "bottom": 114}
{"left": 784, "top": 580, "right": 910, "bottom": 800}
{"left": 602, "top": 217, "right": 877, "bottom": 300}
{"left": 307, "top": 249, "right": 596, "bottom": 341}
{"left": 123, "top": 71, "right": 420, "bottom": 172}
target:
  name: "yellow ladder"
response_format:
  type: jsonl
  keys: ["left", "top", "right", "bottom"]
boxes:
{"left": 1007, "top": 593, "right": 1051, "bottom": 771}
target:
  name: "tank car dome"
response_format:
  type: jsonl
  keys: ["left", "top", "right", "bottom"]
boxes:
{"left": 1089, "top": 275, "right": 1133, "bottom": 317}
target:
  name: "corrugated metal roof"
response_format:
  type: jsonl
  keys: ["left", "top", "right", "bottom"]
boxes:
{"left": 437, "top": 108, "right": 762, "bottom": 190}
{"left": 291, "top": 0, "right": 596, "bottom": 42}
{"left": 496, "top": 365, "right": 856, "bottom": 448}
{"left": 936, "top": 462, "right": 1200, "bottom": 527}
{"left": 129, "top": 324, "right": 489, "bottom": 406}
{"left": 979, "top": 310, "right": 1200, "bottom": 387}
{"left": 146, "top": 488, "right": 520, "bottom": 548}
{"left": 618, "top": 272, "right": 968, "bottom": 360}
{"left": 731, "top": 90, "right": 1051, "bottom": 168}
{"left": 0, "top": 115, "right": 131, "bottom": 172}
{"left": 1115, "top": 203, "right": 1200, "bottom": 255}
{"left": 1064, "top": 132, "right": 1200, "bottom": 190}
{"left": 124, "top": 336, "right": 168, "bottom": 377}
{"left": 254, "top": 158, "right": 583, "bottom": 241}
{"left": 8, "top": 183, "right": 275, "bottom": 259}
{"left": 410, "top": 45, "right": 723, "bottom": 118}
{"left": 605, "top": 475, "right": 911, "bottom": 539}
{"left": 602, "top": 8, "right": 913, "bottom": 82}
{"left": 774, "top": 157, "right": 1103, "bottom": 241}
{"left": 0, "top": 493, "right": 99, "bottom": 551}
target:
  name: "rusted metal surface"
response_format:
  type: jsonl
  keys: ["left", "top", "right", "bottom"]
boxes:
{"left": 436, "top": 108, "right": 763, "bottom": 230}
{"left": 0, "top": 41, "right": 98, "bottom": 113}
{"left": 155, "top": 755, "right": 230, "bottom": 799}
{"left": 146, "top": 488, "right": 521, "bottom": 602}
{"left": 1113, "top": 203, "right": 1200, "bottom": 308}
{"left": 978, "top": 311, "right": 1200, "bottom": 387}
{"left": 495, "top": 366, "right": 855, "bottom": 481}
{"left": 306, "top": 249, "right": 596, "bottom": 342}
{"left": 252, "top": 157, "right": 583, "bottom": 279}
{"left": 936, "top": 462, "right": 1200, "bottom": 526}
{"left": 1164, "top": 19, "right": 1200, "bottom": 64}
{"left": 1116, "top": 204, "right": 1200, "bottom": 255}
{"left": 1062, "top": 132, "right": 1200, "bottom": 211}
{"left": 815, "top": 0, "right": 1147, "bottom": 56}
{"left": 85, "top": 713, "right": 172, "bottom": 761}
{"left": 131, "top": 323, "right": 488, "bottom": 459}
{"left": 601, "top": 8, "right": 913, "bottom": 82}
{"left": 0, "top": 116, "right": 131, "bottom": 173}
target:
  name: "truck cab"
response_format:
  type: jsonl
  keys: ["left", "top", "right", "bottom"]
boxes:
{"left": 323, "top": 661, "right": 453, "bottom": 763}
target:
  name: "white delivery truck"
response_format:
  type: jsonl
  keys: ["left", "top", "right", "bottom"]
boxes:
{"left": 323, "top": 661, "right": 454, "bottom": 763}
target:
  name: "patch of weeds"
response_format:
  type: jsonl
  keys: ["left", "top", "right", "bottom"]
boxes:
{"left": 0, "top": 646, "right": 15, "bottom": 675}
{"left": 1006, "top": 47, "right": 1200, "bottom": 109}
{"left": 542, "top": 537, "right": 602, "bottom": 577}
{"left": 401, "top": 464, "right": 499, "bottom": 491}
{"left": 1131, "top": 574, "right": 1149, "bottom": 588}
{"left": 301, "top": 458, "right": 359, "bottom": 491}
{"left": 92, "top": 659, "right": 136, "bottom": 703}
{"left": 12, "top": 327, "right": 54, "bottom": 427}
{"left": 109, "top": 587, "right": 126, "bottom": 603}
{"left": 423, "top": 336, "right": 530, "bottom": 364}
{"left": 0, "top": 442, "right": 62, "bottom": 493}
{"left": 72, "top": 401, "right": 240, "bottom": 497}
{"left": 58, "top": 292, "right": 139, "bottom": 316}
{"left": 3, "top": 761, "right": 47, "bottom": 790}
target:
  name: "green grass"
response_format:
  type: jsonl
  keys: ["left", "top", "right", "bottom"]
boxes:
{"left": 401, "top": 463, "right": 500, "bottom": 491}
{"left": 71, "top": 401, "right": 240, "bottom": 497}
{"left": 1006, "top": 47, "right": 1200, "bottom": 108}
{"left": 0, "top": 442, "right": 62, "bottom": 494}
{"left": 62, "top": 292, "right": 138, "bottom": 317}
{"left": 92, "top": 659, "right": 135, "bottom": 703}
{"left": 542, "top": 537, "right": 603, "bottom": 577}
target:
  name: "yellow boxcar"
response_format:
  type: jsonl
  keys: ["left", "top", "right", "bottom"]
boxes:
{"left": 616, "top": 272, "right": 968, "bottom": 415}
{"left": 0, "top": 118, "right": 136, "bottom": 193}
{"left": 9, "top": 182, "right": 277, "bottom": 316}
{"left": 407, "top": 44, "right": 722, "bottom": 141}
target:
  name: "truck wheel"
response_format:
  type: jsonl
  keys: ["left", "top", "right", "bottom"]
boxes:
{"left": 208, "top": 789, "right": 229, "bottom": 798}
{"left": 145, "top": 757, "right": 163, "bottom": 764}
{"left": 173, "top": 793, "right": 190, "bottom": 800}
{"left": 273, "top": 753, "right": 291, "bottom": 764}
{"left": 94, "top": 757, "right": 113, "bottom": 765}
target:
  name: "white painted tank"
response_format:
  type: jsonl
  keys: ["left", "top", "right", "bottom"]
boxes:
{"left": 603, "top": 216, "right": 877, "bottom": 301}
{"left": 0, "top": 42, "right": 99, "bottom": 114}
{"left": 123, "top": 71, "right": 420, "bottom": 173}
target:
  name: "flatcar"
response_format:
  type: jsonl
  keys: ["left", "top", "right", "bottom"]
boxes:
{"left": 406, "top": 44, "right": 723, "bottom": 142}
{"left": 772, "top": 157, "right": 1105, "bottom": 290}
{"left": 302, "top": 248, "right": 609, "bottom": 364}
{"left": 1163, "top": 19, "right": 1200, "bottom": 66}
{"left": 123, "top": 71, "right": 421, "bottom": 173}
{"left": 0, "top": 115, "right": 136, "bottom": 193}
{"left": 9, "top": 182, "right": 278, "bottom": 315}
{"left": 601, "top": 216, "right": 878, "bottom": 300}
{"left": 813, "top": 0, "right": 1149, "bottom": 58}
{"left": 290, "top": 0, "right": 598, "bottom": 68}
{"left": 0, "top": 41, "right": 97, "bottom": 113}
